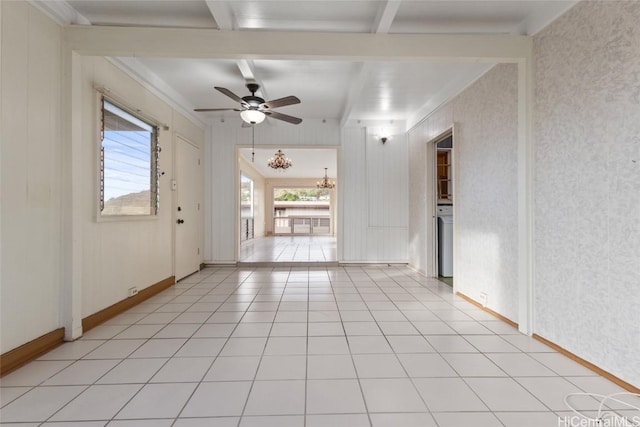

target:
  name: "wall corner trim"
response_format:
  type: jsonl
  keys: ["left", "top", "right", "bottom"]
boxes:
{"left": 0, "top": 328, "right": 65, "bottom": 377}
{"left": 82, "top": 276, "right": 176, "bottom": 332}
{"left": 532, "top": 334, "right": 640, "bottom": 393}
{"left": 455, "top": 291, "right": 519, "bottom": 329}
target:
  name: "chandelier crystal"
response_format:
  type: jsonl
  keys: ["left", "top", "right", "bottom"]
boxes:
{"left": 316, "top": 168, "right": 336, "bottom": 189}
{"left": 267, "top": 149, "right": 292, "bottom": 170}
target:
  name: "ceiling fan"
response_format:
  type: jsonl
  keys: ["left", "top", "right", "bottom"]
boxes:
{"left": 195, "top": 83, "right": 303, "bottom": 125}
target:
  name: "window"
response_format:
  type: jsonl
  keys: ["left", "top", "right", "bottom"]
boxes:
{"left": 240, "top": 174, "right": 254, "bottom": 219}
{"left": 100, "top": 99, "right": 159, "bottom": 216}
{"left": 240, "top": 174, "right": 254, "bottom": 241}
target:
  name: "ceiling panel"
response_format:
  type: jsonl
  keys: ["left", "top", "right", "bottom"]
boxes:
{"left": 348, "top": 62, "right": 491, "bottom": 121}
{"left": 59, "top": 0, "right": 576, "bottom": 129}
{"left": 239, "top": 148, "right": 337, "bottom": 179}
{"left": 391, "top": 1, "right": 575, "bottom": 35}
{"left": 134, "top": 58, "right": 243, "bottom": 109}
{"left": 251, "top": 60, "right": 357, "bottom": 119}
{"left": 67, "top": 0, "right": 217, "bottom": 28}
{"left": 229, "top": 0, "right": 383, "bottom": 32}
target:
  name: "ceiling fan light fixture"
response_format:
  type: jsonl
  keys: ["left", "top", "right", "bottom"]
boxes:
{"left": 240, "top": 109, "right": 266, "bottom": 125}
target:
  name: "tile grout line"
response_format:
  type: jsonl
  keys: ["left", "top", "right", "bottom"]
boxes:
{"left": 1, "top": 265, "right": 626, "bottom": 425}
{"left": 236, "top": 266, "right": 292, "bottom": 424}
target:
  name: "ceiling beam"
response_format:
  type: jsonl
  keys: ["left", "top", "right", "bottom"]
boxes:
{"left": 340, "top": 1, "right": 401, "bottom": 125}
{"left": 339, "top": 63, "right": 370, "bottom": 128}
{"left": 236, "top": 59, "right": 271, "bottom": 110}
{"left": 236, "top": 60, "right": 255, "bottom": 81}
{"left": 204, "top": 0, "right": 237, "bottom": 30}
{"left": 203, "top": 3, "right": 271, "bottom": 107}
{"left": 372, "top": 0, "right": 401, "bottom": 34}
{"left": 64, "top": 26, "right": 530, "bottom": 63}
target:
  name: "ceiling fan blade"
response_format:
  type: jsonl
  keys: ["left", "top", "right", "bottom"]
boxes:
{"left": 214, "top": 86, "right": 245, "bottom": 104}
{"left": 264, "top": 110, "right": 303, "bottom": 125}
{"left": 194, "top": 108, "right": 239, "bottom": 112}
{"left": 261, "top": 95, "right": 301, "bottom": 109}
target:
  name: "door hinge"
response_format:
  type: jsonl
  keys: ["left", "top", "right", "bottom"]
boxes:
{"left": 198, "top": 159, "right": 201, "bottom": 166}
{"left": 197, "top": 248, "right": 200, "bottom": 255}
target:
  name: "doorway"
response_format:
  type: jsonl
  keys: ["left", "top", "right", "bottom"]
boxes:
{"left": 432, "top": 131, "right": 454, "bottom": 286}
{"left": 236, "top": 147, "right": 338, "bottom": 263}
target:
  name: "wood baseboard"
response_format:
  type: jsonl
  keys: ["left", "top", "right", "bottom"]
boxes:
{"left": 0, "top": 328, "right": 65, "bottom": 377}
{"left": 82, "top": 276, "right": 175, "bottom": 332}
{"left": 532, "top": 334, "right": 640, "bottom": 393}
{"left": 456, "top": 291, "right": 639, "bottom": 391}
{"left": 199, "top": 262, "right": 205, "bottom": 271}
{"left": 455, "top": 291, "right": 519, "bottom": 328}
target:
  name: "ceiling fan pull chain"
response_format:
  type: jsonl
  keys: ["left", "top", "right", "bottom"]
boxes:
{"left": 252, "top": 125, "right": 255, "bottom": 163}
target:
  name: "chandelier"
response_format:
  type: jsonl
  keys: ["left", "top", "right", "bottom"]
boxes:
{"left": 267, "top": 149, "right": 292, "bottom": 170}
{"left": 316, "top": 168, "right": 336, "bottom": 189}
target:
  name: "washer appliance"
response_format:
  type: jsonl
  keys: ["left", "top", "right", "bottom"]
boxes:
{"left": 437, "top": 205, "right": 453, "bottom": 277}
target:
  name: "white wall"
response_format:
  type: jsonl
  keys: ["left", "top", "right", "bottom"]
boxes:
{"left": 205, "top": 120, "right": 408, "bottom": 263}
{"left": 239, "top": 156, "right": 266, "bottom": 238}
{"left": 206, "top": 119, "right": 340, "bottom": 263}
{"left": 408, "top": 64, "right": 519, "bottom": 321}
{"left": 341, "top": 127, "right": 409, "bottom": 263}
{"left": 77, "top": 57, "right": 204, "bottom": 317}
{"left": 533, "top": 1, "right": 640, "bottom": 386}
{"left": 0, "top": 1, "right": 64, "bottom": 353}
{"left": 1, "top": 1, "right": 205, "bottom": 354}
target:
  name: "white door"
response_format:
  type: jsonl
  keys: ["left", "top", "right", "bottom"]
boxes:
{"left": 175, "top": 136, "right": 201, "bottom": 280}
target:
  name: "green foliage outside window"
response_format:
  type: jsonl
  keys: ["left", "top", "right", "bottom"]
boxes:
{"left": 274, "top": 188, "right": 329, "bottom": 201}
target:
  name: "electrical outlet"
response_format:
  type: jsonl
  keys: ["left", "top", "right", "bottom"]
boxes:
{"left": 479, "top": 292, "right": 488, "bottom": 307}
{"left": 128, "top": 287, "right": 138, "bottom": 297}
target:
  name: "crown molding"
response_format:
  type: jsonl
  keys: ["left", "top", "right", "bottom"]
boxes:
{"left": 108, "top": 57, "right": 208, "bottom": 130}
{"left": 27, "top": 0, "right": 90, "bottom": 26}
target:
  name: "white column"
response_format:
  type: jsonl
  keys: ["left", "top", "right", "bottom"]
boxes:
{"left": 517, "top": 44, "right": 534, "bottom": 335}
{"left": 61, "top": 50, "right": 83, "bottom": 340}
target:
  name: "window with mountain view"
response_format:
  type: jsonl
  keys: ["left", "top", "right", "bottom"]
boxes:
{"left": 100, "top": 99, "right": 159, "bottom": 216}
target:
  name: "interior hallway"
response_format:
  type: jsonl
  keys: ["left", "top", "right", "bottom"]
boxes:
{"left": 1, "top": 266, "right": 637, "bottom": 426}
{"left": 239, "top": 236, "right": 337, "bottom": 263}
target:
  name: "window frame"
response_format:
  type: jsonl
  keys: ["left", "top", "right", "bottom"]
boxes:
{"left": 98, "top": 96, "right": 160, "bottom": 220}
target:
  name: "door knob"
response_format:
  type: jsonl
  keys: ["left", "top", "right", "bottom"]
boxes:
{"left": 177, "top": 219, "right": 184, "bottom": 224}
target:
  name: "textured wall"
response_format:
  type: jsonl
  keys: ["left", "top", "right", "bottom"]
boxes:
{"left": 534, "top": 1, "right": 640, "bottom": 386}
{"left": 408, "top": 64, "right": 519, "bottom": 321}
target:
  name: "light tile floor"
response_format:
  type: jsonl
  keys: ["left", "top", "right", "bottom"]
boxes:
{"left": 239, "top": 236, "right": 336, "bottom": 262}
{"left": 1, "top": 266, "right": 638, "bottom": 426}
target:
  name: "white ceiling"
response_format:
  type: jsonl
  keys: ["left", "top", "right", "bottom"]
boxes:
{"left": 54, "top": 0, "right": 575, "bottom": 128}
{"left": 43, "top": 0, "right": 575, "bottom": 177}
{"left": 239, "top": 148, "right": 337, "bottom": 179}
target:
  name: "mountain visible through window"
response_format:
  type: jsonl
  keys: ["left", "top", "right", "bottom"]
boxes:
{"left": 100, "top": 99, "right": 159, "bottom": 216}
